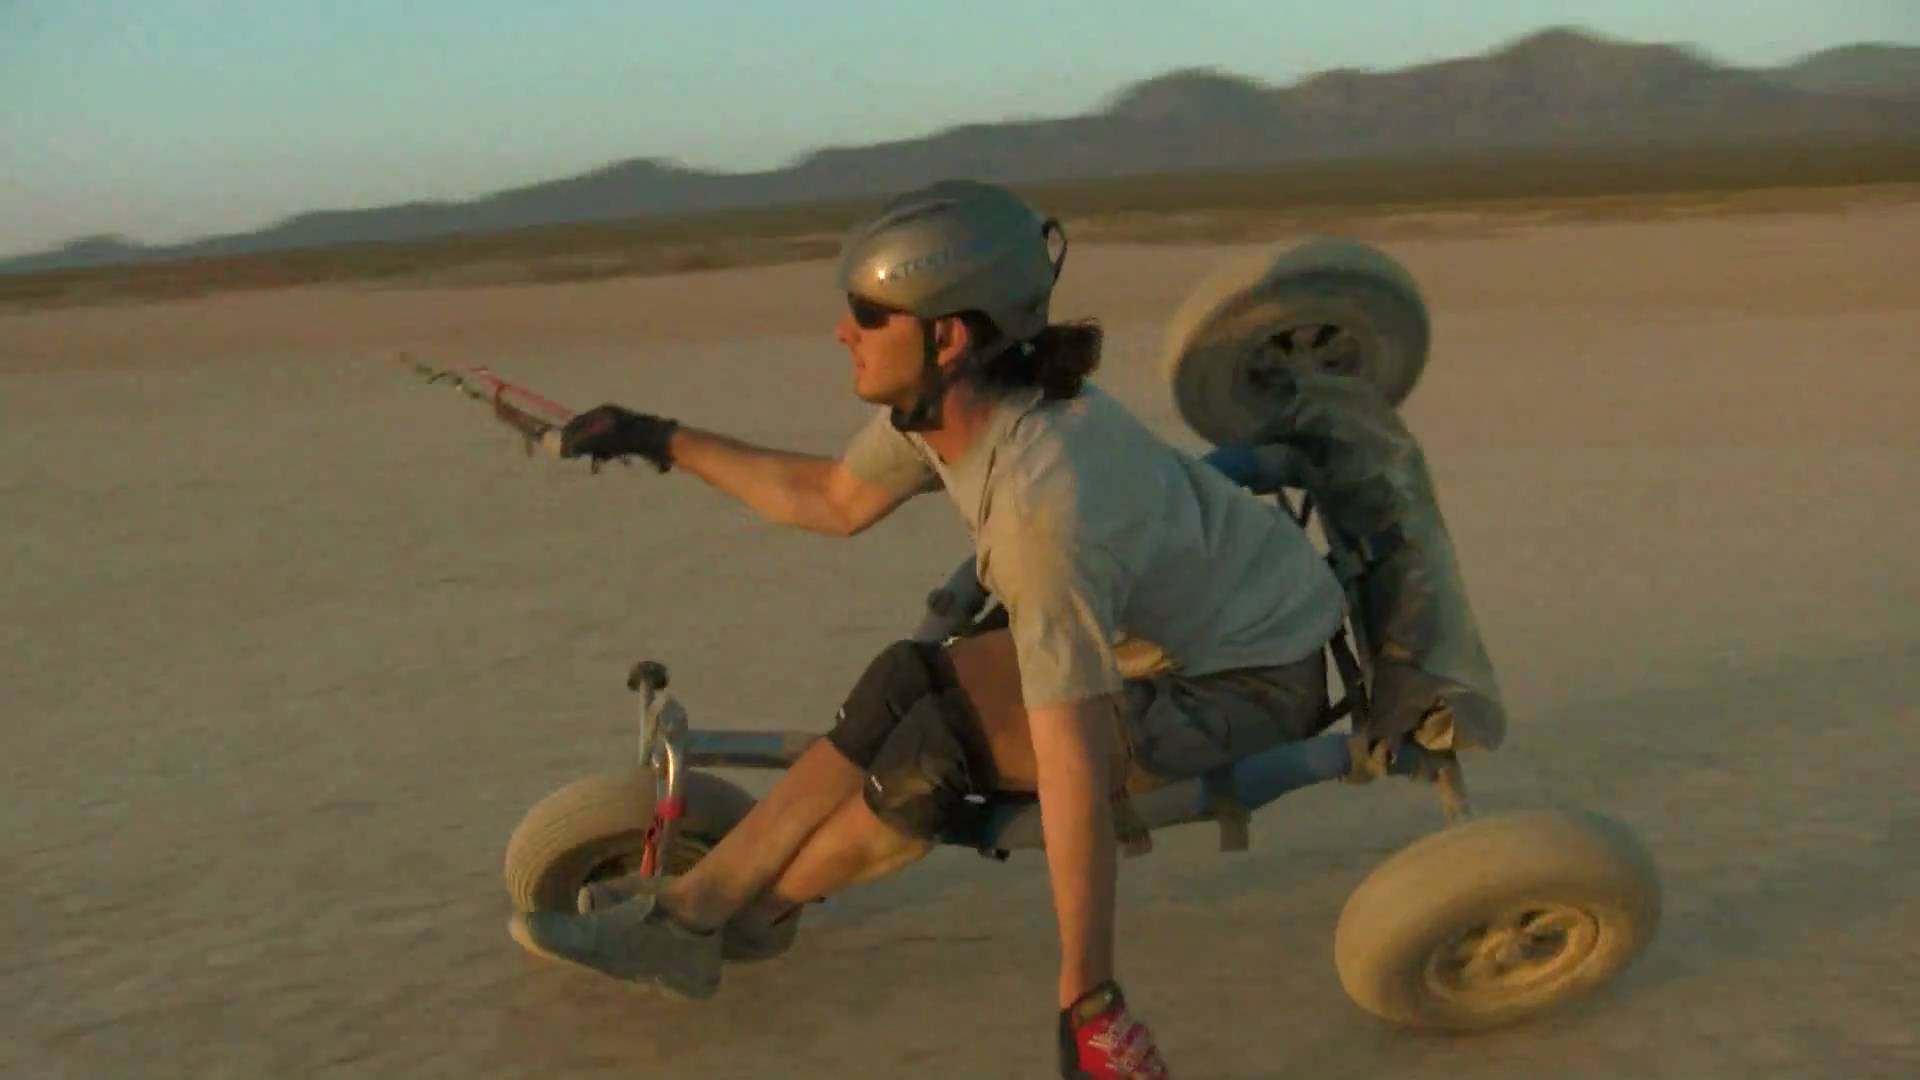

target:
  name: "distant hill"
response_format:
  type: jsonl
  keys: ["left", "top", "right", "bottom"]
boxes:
{"left": 4, "top": 235, "right": 154, "bottom": 274}
{"left": 7, "top": 27, "right": 1919, "bottom": 274}
{"left": 1762, "top": 44, "right": 1920, "bottom": 99}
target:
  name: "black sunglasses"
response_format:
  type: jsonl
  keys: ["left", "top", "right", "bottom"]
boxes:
{"left": 847, "top": 293, "right": 903, "bottom": 330}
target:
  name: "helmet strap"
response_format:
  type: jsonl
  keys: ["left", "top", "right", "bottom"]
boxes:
{"left": 890, "top": 317, "right": 952, "bottom": 433}
{"left": 888, "top": 317, "right": 1022, "bottom": 433}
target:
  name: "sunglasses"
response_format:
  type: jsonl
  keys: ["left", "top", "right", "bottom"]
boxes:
{"left": 847, "top": 293, "right": 904, "bottom": 330}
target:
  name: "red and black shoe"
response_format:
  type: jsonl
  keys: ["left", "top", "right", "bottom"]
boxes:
{"left": 1058, "top": 980, "right": 1172, "bottom": 1079}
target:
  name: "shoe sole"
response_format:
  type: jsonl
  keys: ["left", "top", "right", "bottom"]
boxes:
{"left": 505, "top": 914, "right": 719, "bottom": 1002}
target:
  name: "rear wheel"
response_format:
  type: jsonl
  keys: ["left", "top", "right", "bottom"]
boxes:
{"left": 503, "top": 767, "right": 799, "bottom": 962}
{"left": 1333, "top": 808, "right": 1661, "bottom": 1031}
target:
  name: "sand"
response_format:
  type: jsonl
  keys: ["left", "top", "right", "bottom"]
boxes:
{"left": 3, "top": 197, "right": 1918, "bottom": 1078}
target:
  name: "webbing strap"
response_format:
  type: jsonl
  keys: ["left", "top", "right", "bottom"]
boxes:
{"left": 1113, "top": 794, "right": 1154, "bottom": 857}
{"left": 1329, "top": 628, "right": 1371, "bottom": 729}
{"left": 1202, "top": 767, "right": 1250, "bottom": 852}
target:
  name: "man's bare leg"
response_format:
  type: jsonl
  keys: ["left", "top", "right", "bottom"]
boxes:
{"left": 734, "top": 630, "right": 1123, "bottom": 932}
{"left": 662, "top": 630, "right": 1121, "bottom": 934}
{"left": 655, "top": 738, "right": 863, "bottom": 932}
{"left": 730, "top": 792, "right": 933, "bottom": 930}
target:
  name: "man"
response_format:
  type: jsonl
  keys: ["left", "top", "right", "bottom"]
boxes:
{"left": 510, "top": 180, "right": 1347, "bottom": 1079}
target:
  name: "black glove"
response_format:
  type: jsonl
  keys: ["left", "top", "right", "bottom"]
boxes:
{"left": 559, "top": 405, "right": 679, "bottom": 472}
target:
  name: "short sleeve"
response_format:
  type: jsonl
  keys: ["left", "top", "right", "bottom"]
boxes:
{"left": 979, "top": 502, "right": 1126, "bottom": 708}
{"left": 841, "top": 407, "right": 941, "bottom": 500}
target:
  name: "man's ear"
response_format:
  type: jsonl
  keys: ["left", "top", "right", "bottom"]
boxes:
{"left": 935, "top": 316, "right": 970, "bottom": 357}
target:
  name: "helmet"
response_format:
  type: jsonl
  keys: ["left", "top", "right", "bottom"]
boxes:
{"left": 836, "top": 180, "right": 1067, "bottom": 344}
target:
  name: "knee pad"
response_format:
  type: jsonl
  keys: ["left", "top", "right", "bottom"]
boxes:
{"left": 863, "top": 688, "right": 997, "bottom": 846}
{"left": 825, "top": 640, "right": 955, "bottom": 770}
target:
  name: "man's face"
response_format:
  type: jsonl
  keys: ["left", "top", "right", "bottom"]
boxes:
{"left": 836, "top": 294, "right": 928, "bottom": 409}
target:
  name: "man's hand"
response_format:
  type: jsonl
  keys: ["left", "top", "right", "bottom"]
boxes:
{"left": 559, "top": 405, "right": 679, "bottom": 472}
{"left": 1059, "top": 980, "right": 1171, "bottom": 1079}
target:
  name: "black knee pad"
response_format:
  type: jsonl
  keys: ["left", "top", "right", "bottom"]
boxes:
{"left": 862, "top": 688, "right": 997, "bottom": 846}
{"left": 825, "top": 639, "right": 956, "bottom": 770}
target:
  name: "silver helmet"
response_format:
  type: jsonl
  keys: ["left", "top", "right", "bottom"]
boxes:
{"left": 836, "top": 180, "right": 1068, "bottom": 430}
{"left": 836, "top": 180, "right": 1067, "bottom": 344}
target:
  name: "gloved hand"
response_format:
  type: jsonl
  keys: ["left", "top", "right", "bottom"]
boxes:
{"left": 559, "top": 405, "right": 679, "bottom": 472}
{"left": 1058, "top": 981, "right": 1171, "bottom": 1079}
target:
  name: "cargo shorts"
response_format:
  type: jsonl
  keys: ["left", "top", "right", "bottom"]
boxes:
{"left": 1116, "top": 647, "right": 1332, "bottom": 790}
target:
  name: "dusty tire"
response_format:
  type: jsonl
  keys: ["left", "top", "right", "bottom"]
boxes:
{"left": 1162, "top": 238, "right": 1430, "bottom": 446}
{"left": 502, "top": 767, "right": 800, "bottom": 963}
{"left": 1333, "top": 809, "right": 1661, "bottom": 1032}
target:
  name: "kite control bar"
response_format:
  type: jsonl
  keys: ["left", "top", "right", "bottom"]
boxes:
{"left": 394, "top": 352, "right": 624, "bottom": 466}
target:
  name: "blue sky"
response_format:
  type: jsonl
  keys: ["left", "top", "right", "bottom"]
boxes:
{"left": 3, "top": 1, "right": 1916, "bottom": 256}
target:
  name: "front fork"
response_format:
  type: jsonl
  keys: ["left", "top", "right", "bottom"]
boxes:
{"left": 625, "top": 660, "right": 820, "bottom": 879}
{"left": 629, "top": 661, "right": 686, "bottom": 879}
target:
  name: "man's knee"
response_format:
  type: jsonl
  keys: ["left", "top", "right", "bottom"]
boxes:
{"left": 823, "top": 638, "right": 998, "bottom": 846}
{"left": 862, "top": 689, "right": 997, "bottom": 845}
{"left": 824, "top": 639, "right": 957, "bottom": 769}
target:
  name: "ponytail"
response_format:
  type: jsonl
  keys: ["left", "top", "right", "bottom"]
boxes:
{"left": 970, "top": 315, "right": 1104, "bottom": 400}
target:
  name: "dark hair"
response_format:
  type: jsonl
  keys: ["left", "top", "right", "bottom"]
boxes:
{"left": 962, "top": 312, "right": 1104, "bottom": 400}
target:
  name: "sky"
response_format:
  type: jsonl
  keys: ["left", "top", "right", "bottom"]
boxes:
{"left": 3, "top": 1, "right": 1917, "bottom": 257}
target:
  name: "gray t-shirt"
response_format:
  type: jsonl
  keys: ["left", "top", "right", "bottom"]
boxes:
{"left": 843, "top": 385, "right": 1346, "bottom": 708}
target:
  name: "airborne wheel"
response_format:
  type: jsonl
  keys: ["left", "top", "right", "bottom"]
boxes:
{"left": 1162, "top": 238, "right": 1431, "bottom": 444}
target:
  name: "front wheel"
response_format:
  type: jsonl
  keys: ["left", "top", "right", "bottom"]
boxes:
{"left": 1333, "top": 808, "right": 1661, "bottom": 1032}
{"left": 503, "top": 767, "right": 799, "bottom": 963}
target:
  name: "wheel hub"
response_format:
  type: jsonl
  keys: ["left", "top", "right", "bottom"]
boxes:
{"left": 1248, "top": 323, "right": 1368, "bottom": 390}
{"left": 1424, "top": 903, "right": 1602, "bottom": 1002}
{"left": 583, "top": 835, "right": 713, "bottom": 886}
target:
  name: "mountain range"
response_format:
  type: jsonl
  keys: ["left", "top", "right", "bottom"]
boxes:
{"left": 8, "top": 27, "right": 1919, "bottom": 275}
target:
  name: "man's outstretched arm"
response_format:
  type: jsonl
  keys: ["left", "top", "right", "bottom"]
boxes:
{"left": 1028, "top": 695, "right": 1122, "bottom": 1008}
{"left": 1032, "top": 693, "right": 1177, "bottom": 1079}
{"left": 669, "top": 427, "right": 905, "bottom": 537}
{"left": 559, "top": 404, "right": 909, "bottom": 537}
